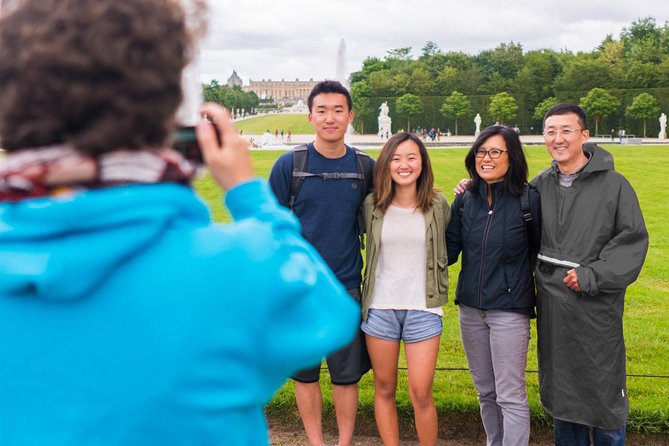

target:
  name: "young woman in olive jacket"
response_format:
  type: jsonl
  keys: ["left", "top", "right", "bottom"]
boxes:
{"left": 361, "top": 133, "right": 451, "bottom": 445}
{"left": 446, "top": 125, "right": 540, "bottom": 446}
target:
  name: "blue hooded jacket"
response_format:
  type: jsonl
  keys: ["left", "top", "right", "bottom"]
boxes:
{"left": 0, "top": 179, "right": 358, "bottom": 445}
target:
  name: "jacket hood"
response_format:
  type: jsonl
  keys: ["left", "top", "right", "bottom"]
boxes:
{"left": 550, "top": 142, "right": 614, "bottom": 176}
{"left": 0, "top": 184, "right": 209, "bottom": 302}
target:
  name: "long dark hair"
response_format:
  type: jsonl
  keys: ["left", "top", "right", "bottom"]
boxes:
{"left": 373, "top": 132, "right": 437, "bottom": 213}
{"left": 464, "top": 125, "right": 528, "bottom": 196}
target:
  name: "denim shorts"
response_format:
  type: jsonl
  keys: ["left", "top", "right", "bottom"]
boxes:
{"left": 361, "top": 309, "right": 442, "bottom": 343}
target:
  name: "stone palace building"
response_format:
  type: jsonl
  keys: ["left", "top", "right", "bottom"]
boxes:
{"left": 227, "top": 71, "right": 317, "bottom": 106}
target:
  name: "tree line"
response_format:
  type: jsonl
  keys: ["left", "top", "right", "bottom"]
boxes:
{"left": 202, "top": 81, "right": 260, "bottom": 115}
{"left": 349, "top": 17, "right": 669, "bottom": 137}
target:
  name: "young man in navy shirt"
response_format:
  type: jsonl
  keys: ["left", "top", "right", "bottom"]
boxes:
{"left": 269, "top": 80, "right": 372, "bottom": 446}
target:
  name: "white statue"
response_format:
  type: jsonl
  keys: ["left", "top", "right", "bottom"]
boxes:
{"left": 379, "top": 101, "right": 389, "bottom": 118}
{"left": 659, "top": 113, "right": 667, "bottom": 139}
{"left": 378, "top": 102, "right": 392, "bottom": 139}
{"left": 474, "top": 113, "right": 482, "bottom": 136}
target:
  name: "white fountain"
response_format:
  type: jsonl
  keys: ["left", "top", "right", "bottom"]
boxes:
{"left": 336, "top": 38, "right": 355, "bottom": 143}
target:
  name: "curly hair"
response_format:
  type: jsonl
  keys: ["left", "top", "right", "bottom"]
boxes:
{"left": 0, "top": 0, "right": 206, "bottom": 154}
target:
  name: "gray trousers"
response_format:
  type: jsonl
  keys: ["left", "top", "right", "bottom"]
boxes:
{"left": 459, "top": 305, "right": 531, "bottom": 446}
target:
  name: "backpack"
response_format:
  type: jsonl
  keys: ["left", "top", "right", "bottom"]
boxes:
{"left": 288, "top": 144, "right": 374, "bottom": 246}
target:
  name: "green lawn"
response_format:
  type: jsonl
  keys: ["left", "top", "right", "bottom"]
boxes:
{"left": 194, "top": 144, "right": 669, "bottom": 433}
{"left": 234, "top": 113, "right": 311, "bottom": 135}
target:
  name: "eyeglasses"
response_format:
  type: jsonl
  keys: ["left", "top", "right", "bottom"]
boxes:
{"left": 543, "top": 128, "right": 582, "bottom": 138}
{"left": 475, "top": 148, "right": 507, "bottom": 159}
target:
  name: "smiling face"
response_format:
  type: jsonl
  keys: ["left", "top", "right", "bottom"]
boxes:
{"left": 390, "top": 139, "right": 422, "bottom": 189}
{"left": 308, "top": 92, "right": 353, "bottom": 145}
{"left": 475, "top": 134, "right": 509, "bottom": 184}
{"left": 543, "top": 112, "right": 590, "bottom": 173}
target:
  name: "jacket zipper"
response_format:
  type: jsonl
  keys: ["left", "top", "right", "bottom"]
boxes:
{"left": 478, "top": 208, "right": 494, "bottom": 307}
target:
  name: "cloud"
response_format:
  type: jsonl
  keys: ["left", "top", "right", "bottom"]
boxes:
{"left": 198, "top": 0, "right": 669, "bottom": 84}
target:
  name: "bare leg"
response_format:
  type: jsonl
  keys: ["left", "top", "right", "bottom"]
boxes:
{"left": 295, "top": 381, "right": 324, "bottom": 446}
{"left": 405, "top": 335, "right": 440, "bottom": 446}
{"left": 366, "top": 334, "right": 401, "bottom": 446}
{"left": 332, "top": 383, "right": 359, "bottom": 446}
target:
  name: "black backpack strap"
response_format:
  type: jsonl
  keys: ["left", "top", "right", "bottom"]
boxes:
{"left": 354, "top": 148, "right": 374, "bottom": 196}
{"left": 353, "top": 148, "right": 373, "bottom": 249}
{"left": 289, "top": 144, "right": 309, "bottom": 210}
{"left": 521, "top": 184, "right": 540, "bottom": 257}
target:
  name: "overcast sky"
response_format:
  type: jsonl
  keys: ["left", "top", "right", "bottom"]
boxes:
{"left": 198, "top": 0, "right": 669, "bottom": 85}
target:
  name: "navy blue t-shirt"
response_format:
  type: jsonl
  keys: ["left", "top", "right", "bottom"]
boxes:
{"left": 269, "top": 143, "right": 372, "bottom": 290}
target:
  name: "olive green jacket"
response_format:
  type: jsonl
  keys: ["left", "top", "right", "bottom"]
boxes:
{"left": 361, "top": 193, "right": 451, "bottom": 320}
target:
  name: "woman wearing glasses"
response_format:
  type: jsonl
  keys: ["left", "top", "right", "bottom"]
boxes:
{"left": 446, "top": 125, "right": 540, "bottom": 446}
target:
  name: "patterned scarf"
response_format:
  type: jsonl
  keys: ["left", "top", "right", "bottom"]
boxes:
{"left": 0, "top": 145, "right": 199, "bottom": 202}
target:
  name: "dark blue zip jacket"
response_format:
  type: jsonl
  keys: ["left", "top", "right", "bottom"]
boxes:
{"left": 446, "top": 180, "right": 540, "bottom": 315}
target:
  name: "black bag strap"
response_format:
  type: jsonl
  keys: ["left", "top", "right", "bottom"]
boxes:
{"left": 521, "top": 184, "right": 541, "bottom": 258}
{"left": 288, "top": 144, "right": 309, "bottom": 210}
{"left": 289, "top": 145, "right": 373, "bottom": 210}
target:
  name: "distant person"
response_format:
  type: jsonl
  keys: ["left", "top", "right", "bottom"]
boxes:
{"left": 535, "top": 104, "right": 648, "bottom": 445}
{"left": 361, "top": 133, "right": 450, "bottom": 444}
{"left": 269, "top": 80, "right": 373, "bottom": 446}
{"left": 0, "top": 1, "right": 359, "bottom": 445}
{"left": 287, "top": 129, "right": 292, "bottom": 143}
{"left": 447, "top": 125, "right": 540, "bottom": 446}
{"left": 610, "top": 128, "right": 616, "bottom": 142}
{"left": 513, "top": 124, "right": 520, "bottom": 134}
{"left": 618, "top": 128, "right": 625, "bottom": 143}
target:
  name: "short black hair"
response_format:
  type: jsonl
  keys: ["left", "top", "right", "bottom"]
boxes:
{"left": 307, "top": 80, "right": 352, "bottom": 112}
{"left": 543, "top": 103, "right": 588, "bottom": 131}
{"left": 465, "top": 125, "right": 528, "bottom": 197}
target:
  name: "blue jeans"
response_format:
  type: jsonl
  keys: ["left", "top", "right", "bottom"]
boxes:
{"left": 554, "top": 419, "right": 626, "bottom": 446}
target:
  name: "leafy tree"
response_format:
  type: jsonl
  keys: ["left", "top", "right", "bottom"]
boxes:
{"left": 421, "top": 41, "right": 441, "bottom": 58}
{"left": 621, "top": 17, "right": 664, "bottom": 64}
{"left": 533, "top": 97, "right": 559, "bottom": 122}
{"left": 476, "top": 42, "right": 525, "bottom": 80}
{"left": 435, "top": 66, "right": 459, "bottom": 95}
{"left": 457, "top": 67, "right": 487, "bottom": 96}
{"left": 440, "top": 91, "right": 472, "bottom": 135}
{"left": 513, "top": 49, "right": 563, "bottom": 107}
{"left": 202, "top": 80, "right": 224, "bottom": 104}
{"left": 408, "top": 66, "right": 434, "bottom": 96}
{"left": 386, "top": 47, "right": 413, "bottom": 61}
{"left": 579, "top": 88, "right": 621, "bottom": 135}
{"left": 658, "top": 57, "right": 669, "bottom": 87}
{"left": 488, "top": 92, "right": 518, "bottom": 125}
{"left": 625, "top": 61, "right": 661, "bottom": 88}
{"left": 350, "top": 81, "right": 374, "bottom": 134}
{"left": 367, "top": 70, "right": 395, "bottom": 97}
{"left": 396, "top": 94, "right": 423, "bottom": 131}
{"left": 626, "top": 92, "right": 660, "bottom": 137}
{"left": 554, "top": 58, "right": 616, "bottom": 93}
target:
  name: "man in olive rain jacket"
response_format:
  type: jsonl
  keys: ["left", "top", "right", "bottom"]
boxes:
{"left": 532, "top": 104, "right": 648, "bottom": 445}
